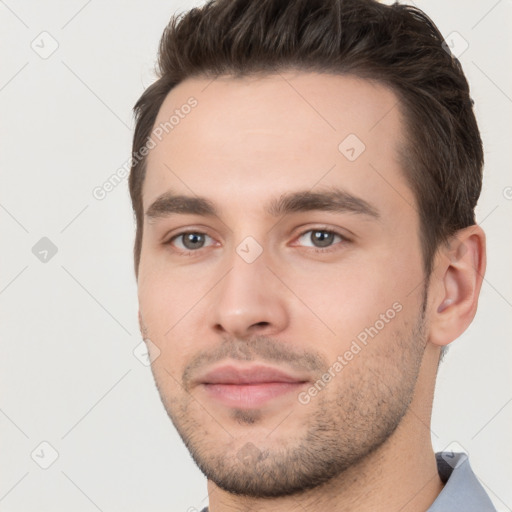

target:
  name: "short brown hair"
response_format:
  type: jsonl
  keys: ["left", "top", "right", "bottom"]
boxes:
{"left": 129, "top": 0, "right": 483, "bottom": 278}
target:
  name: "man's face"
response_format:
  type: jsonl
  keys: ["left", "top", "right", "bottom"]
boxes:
{"left": 137, "top": 72, "right": 429, "bottom": 496}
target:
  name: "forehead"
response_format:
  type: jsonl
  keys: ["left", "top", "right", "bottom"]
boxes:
{"left": 143, "top": 71, "right": 413, "bottom": 217}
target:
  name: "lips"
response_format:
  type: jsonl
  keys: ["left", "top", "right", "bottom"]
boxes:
{"left": 199, "top": 365, "right": 306, "bottom": 385}
{"left": 196, "top": 364, "right": 308, "bottom": 408}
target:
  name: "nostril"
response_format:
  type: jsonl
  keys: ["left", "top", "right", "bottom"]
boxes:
{"left": 252, "top": 321, "right": 270, "bottom": 329}
{"left": 213, "top": 324, "right": 226, "bottom": 333}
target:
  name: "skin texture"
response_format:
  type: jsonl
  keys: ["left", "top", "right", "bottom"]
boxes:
{"left": 136, "top": 72, "right": 486, "bottom": 511}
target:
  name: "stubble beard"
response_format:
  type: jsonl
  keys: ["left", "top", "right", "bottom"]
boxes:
{"left": 152, "top": 308, "right": 427, "bottom": 498}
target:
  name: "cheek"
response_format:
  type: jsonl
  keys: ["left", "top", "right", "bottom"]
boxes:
{"left": 138, "top": 270, "right": 209, "bottom": 373}
{"left": 286, "top": 248, "right": 422, "bottom": 344}
{"left": 138, "top": 274, "right": 184, "bottom": 362}
{"left": 138, "top": 262, "right": 207, "bottom": 331}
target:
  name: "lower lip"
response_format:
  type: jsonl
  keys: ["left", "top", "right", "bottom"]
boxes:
{"left": 202, "top": 382, "right": 305, "bottom": 408}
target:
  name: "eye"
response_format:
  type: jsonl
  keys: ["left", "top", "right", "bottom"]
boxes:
{"left": 169, "top": 232, "right": 215, "bottom": 251}
{"left": 296, "top": 229, "right": 345, "bottom": 249}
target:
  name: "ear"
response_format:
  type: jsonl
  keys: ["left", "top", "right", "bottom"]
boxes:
{"left": 428, "top": 225, "right": 486, "bottom": 347}
{"left": 138, "top": 310, "right": 146, "bottom": 339}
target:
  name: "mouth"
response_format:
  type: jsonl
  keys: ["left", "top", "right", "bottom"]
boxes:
{"left": 196, "top": 364, "right": 309, "bottom": 408}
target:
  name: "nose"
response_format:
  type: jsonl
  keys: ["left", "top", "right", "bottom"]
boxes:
{"left": 209, "top": 250, "right": 289, "bottom": 339}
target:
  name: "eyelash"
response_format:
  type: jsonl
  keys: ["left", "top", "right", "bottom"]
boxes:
{"left": 294, "top": 228, "right": 349, "bottom": 254}
{"left": 164, "top": 227, "right": 349, "bottom": 256}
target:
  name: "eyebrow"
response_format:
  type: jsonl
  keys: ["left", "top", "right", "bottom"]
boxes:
{"left": 267, "top": 189, "right": 379, "bottom": 219}
{"left": 145, "top": 188, "right": 380, "bottom": 221}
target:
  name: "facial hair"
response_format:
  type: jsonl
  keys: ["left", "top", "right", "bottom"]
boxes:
{"left": 151, "top": 304, "right": 427, "bottom": 498}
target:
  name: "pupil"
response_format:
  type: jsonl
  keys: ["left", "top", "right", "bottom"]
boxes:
{"left": 184, "top": 233, "right": 204, "bottom": 249}
{"left": 312, "top": 231, "right": 334, "bottom": 247}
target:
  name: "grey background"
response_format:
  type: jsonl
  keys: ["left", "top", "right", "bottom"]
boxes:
{"left": 0, "top": 1, "right": 511, "bottom": 511}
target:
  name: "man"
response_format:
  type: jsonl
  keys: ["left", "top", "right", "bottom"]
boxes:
{"left": 129, "top": 0, "right": 495, "bottom": 510}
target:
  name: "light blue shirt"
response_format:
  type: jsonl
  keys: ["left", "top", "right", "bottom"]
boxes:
{"left": 200, "top": 452, "right": 496, "bottom": 511}
{"left": 428, "top": 452, "right": 496, "bottom": 511}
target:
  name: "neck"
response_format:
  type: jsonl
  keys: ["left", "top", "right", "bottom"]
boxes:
{"left": 206, "top": 344, "right": 444, "bottom": 512}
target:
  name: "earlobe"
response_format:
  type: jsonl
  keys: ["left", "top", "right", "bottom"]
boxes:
{"left": 429, "top": 225, "right": 486, "bottom": 347}
{"left": 138, "top": 310, "right": 147, "bottom": 338}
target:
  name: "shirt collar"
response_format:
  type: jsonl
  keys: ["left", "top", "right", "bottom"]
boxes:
{"left": 427, "top": 452, "right": 496, "bottom": 511}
